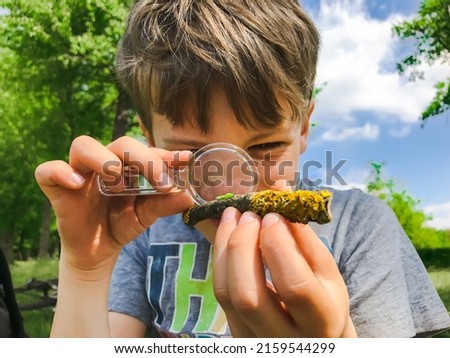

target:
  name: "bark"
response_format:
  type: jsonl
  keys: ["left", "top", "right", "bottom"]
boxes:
{"left": 112, "top": 89, "right": 132, "bottom": 141}
{"left": 0, "top": 231, "right": 14, "bottom": 263}
{"left": 183, "top": 189, "right": 333, "bottom": 226}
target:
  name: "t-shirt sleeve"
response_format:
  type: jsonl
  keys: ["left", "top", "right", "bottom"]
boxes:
{"left": 336, "top": 191, "right": 450, "bottom": 337}
{"left": 108, "top": 230, "right": 154, "bottom": 328}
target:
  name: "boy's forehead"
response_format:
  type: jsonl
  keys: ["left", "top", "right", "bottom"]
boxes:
{"left": 151, "top": 89, "right": 295, "bottom": 132}
{"left": 151, "top": 109, "right": 298, "bottom": 145}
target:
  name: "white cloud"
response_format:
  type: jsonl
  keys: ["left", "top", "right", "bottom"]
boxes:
{"left": 388, "top": 125, "right": 412, "bottom": 138}
{"left": 311, "top": 0, "right": 450, "bottom": 127}
{"left": 424, "top": 202, "right": 450, "bottom": 230}
{"left": 319, "top": 122, "right": 379, "bottom": 142}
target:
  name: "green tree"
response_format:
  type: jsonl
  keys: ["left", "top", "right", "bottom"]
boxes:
{"left": 0, "top": 0, "right": 134, "bottom": 261}
{"left": 393, "top": 0, "right": 450, "bottom": 122}
{"left": 0, "top": 47, "right": 48, "bottom": 260}
{"left": 367, "top": 162, "right": 449, "bottom": 249}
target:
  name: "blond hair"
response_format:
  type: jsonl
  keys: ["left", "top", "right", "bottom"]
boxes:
{"left": 117, "top": 0, "right": 320, "bottom": 133}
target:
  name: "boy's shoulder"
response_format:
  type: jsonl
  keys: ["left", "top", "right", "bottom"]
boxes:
{"left": 329, "top": 186, "right": 389, "bottom": 213}
{"left": 306, "top": 185, "right": 393, "bottom": 224}
{"left": 307, "top": 186, "right": 403, "bottom": 251}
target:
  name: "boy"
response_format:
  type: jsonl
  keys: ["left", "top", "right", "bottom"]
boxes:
{"left": 35, "top": 0, "right": 450, "bottom": 337}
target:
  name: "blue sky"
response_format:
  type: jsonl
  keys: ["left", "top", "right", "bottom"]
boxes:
{"left": 300, "top": 0, "right": 450, "bottom": 229}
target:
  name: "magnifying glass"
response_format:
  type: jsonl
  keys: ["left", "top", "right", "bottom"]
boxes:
{"left": 98, "top": 142, "right": 259, "bottom": 205}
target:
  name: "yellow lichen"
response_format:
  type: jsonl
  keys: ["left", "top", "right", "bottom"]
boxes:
{"left": 249, "top": 189, "right": 332, "bottom": 224}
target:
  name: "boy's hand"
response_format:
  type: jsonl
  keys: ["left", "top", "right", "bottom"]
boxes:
{"left": 213, "top": 207, "right": 356, "bottom": 337}
{"left": 35, "top": 135, "right": 193, "bottom": 275}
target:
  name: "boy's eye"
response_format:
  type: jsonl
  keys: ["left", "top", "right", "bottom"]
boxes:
{"left": 247, "top": 142, "right": 286, "bottom": 160}
{"left": 248, "top": 142, "right": 284, "bottom": 152}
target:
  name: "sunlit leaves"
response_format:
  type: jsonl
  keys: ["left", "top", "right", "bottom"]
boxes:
{"left": 393, "top": 0, "right": 450, "bottom": 121}
{"left": 0, "top": 0, "right": 133, "bottom": 257}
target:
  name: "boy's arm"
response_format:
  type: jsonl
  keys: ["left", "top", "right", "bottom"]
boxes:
{"left": 213, "top": 207, "right": 356, "bottom": 338}
{"left": 35, "top": 135, "right": 193, "bottom": 337}
{"left": 53, "top": 258, "right": 146, "bottom": 338}
{"left": 51, "top": 254, "right": 115, "bottom": 337}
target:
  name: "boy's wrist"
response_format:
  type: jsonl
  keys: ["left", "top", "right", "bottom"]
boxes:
{"left": 58, "top": 249, "right": 118, "bottom": 284}
{"left": 50, "top": 250, "right": 117, "bottom": 337}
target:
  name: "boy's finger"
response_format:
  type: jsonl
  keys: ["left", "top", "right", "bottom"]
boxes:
{"left": 107, "top": 136, "right": 191, "bottom": 192}
{"left": 69, "top": 135, "right": 123, "bottom": 177}
{"left": 35, "top": 160, "right": 87, "bottom": 201}
{"left": 148, "top": 146, "right": 193, "bottom": 166}
{"left": 287, "top": 221, "right": 350, "bottom": 335}
{"left": 288, "top": 222, "right": 342, "bottom": 282}
{"left": 260, "top": 213, "right": 342, "bottom": 337}
{"left": 213, "top": 207, "right": 240, "bottom": 308}
{"left": 226, "top": 211, "right": 265, "bottom": 310}
{"left": 212, "top": 208, "right": 255, "bottom": 337}
{"left": 225, "top": 211, "right": 295, "bottom": 337}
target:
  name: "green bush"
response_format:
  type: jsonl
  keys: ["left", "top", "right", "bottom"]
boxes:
{"left": 367, "top": 163, "right": 450, "bottom": 249}
{"left": 417, "top": 248, "right": 450, "bottom": 269}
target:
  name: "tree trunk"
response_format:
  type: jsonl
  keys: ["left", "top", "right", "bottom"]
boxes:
{"left": 0, "top": 231, "right": 14, "bottom": 263}
{"left": 112, "top": 89, "right": 132, "bottom": 141}
{"left": 37, "top": 198, "right": 52, "bottom": 259}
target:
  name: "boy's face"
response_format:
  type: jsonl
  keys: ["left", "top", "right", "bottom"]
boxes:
{"left": 143, "top": 91, "right": 313, "bottom": 194}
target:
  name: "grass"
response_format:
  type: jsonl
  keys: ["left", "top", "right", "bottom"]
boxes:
{"left": 11, "top": 258, "right": 59, "bottom": 286}
{"left": 428, "top": 269, "right": 450, "bottom": 338}
{"left": 10, "top": 258, "right": 59, "bottom": 338}
{"left": 7, "top": 255, "right": 450, "bottom": 338}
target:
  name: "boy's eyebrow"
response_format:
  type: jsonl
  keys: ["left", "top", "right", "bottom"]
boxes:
{"left": 162, "top": 131, "right": 279, "bottom": 148}
{"left": 162, "top": 138, "right": 210, "bottom": 148}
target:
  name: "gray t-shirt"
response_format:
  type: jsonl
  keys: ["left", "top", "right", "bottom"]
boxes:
{"left": 109, "top": 188, "right": 450, "bottom": 337}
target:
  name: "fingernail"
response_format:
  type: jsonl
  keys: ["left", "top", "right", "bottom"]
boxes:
{"left": 262, "top": 213, "right": 280, "bottom": 228}
{"left": 70, "top": 172, "right": 85, "bottom": 185}
{"left": 157, "top": 171, "right": 174, "bottom": 188}
{"left": 239, "top": 211, "right": 258, "bottom": 224}
{"left": 220, "top": 207, "right": 237, "bottom": 224}
{"left": 178, "top": 150, "right": 194, "bottom": 159}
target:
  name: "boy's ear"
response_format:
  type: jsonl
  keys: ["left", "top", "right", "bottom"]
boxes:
{"left": 299, "top": 101, "right": 315, "bottom": 154}
{"left": 138, "top": 117, "right": 155, "bottom": 147}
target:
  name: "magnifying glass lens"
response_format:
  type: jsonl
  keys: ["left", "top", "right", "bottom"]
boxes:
{"left": 188, "top": 145, "right": 257, "bottom": 203}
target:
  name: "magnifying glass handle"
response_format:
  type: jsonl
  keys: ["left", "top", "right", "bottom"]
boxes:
{"left": 97, "top": 166, "right": 184, "bottom": 197}
{"left": 97, "top": 142, "right": 258, "bottom": 204}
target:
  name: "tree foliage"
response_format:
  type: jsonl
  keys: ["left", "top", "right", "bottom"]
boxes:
{"left": 0, "top": 0, "right": 133, "bottom": 260}
{"left": 367, "top": 162, "right": 450, "bottom": 249}
{"left": 393, "top": 0, "right": 450, "bottom": 122}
